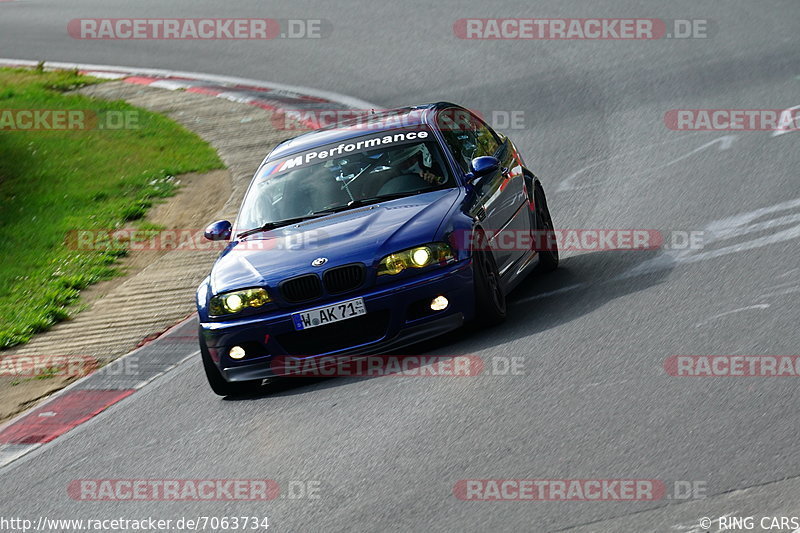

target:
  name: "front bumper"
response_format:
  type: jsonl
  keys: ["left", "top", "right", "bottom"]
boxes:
{"left": 199, "top": 260, "right": 474, "bottom": 382}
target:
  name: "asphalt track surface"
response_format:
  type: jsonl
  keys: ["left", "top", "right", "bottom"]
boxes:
{"left": 1, "top": 1, "right": 800, "bottom": 531}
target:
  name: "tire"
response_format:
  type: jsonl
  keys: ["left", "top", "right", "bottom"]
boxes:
{"left": 534, "top": 182, "right": 559, "bottom": 272}
{"left": 473, "top": 241, "right": 507, "bottom": 326}
{"left": 200, "top": 333, "right": 258, "bottom": 397}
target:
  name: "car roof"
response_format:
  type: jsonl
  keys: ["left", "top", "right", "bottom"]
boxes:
{"left": 266, "top": 102, "right": 460, "bottom": 161}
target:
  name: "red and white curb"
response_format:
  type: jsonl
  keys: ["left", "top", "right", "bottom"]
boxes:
{"left": 0, "top": 59, "right": 378, "bottom": 129}
{"left": 0, "top": 317, "right": 200, "bottom": 468}
{"left": 0, "top": 59, "right": 377, "bottom": 468}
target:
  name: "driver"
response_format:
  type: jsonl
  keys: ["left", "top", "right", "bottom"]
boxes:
{"left": 390, "top": 143, "right": 446, "bottom": 185}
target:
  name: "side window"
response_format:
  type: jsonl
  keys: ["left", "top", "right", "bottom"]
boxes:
{"left": 473, "top": 122, "right": 500, "bottom": 158}
{"left": 437, "top": 108, "right": 501, "bottom": 172}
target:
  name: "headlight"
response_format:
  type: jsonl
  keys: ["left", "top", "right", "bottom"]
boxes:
{"left": 210, "top": 287, "right": 271, "bottom": 316}
{"left": 377, "top": 243, "right": 455, "bottom": 276}
{"left": 411, "top": 247, "right": 431, "bottom": 266}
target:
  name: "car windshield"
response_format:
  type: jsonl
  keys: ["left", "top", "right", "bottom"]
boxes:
{"left": 235, "top": 130, "right": 454, "bottom": 234}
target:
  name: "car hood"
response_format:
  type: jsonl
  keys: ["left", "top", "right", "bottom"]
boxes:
{"left": 209, "top": 188, "right": 460, "bottom": 294}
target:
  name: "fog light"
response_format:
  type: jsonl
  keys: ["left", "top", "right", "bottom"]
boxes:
{"left": 430, "top": 295, "right": 449, "bottom": 311}
{"left": 229, "top": 346, "right": 246, "bottom": 360}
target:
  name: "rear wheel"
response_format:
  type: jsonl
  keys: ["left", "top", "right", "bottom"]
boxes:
{"left": 534, "top": 182, "right": 559, "bottom": 272}
{"left": 473, "top": 242, "right": 507, "bottom": 326}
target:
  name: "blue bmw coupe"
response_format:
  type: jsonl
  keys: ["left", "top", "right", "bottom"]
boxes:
{"left": 197, "top": 103, "right": 558, "bottom": 395}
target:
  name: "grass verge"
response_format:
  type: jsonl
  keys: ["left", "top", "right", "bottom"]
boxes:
{"left": 0, "top": 67, "right": 224, "bottom": 349}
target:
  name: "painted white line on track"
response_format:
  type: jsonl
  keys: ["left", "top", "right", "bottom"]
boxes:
{"left": 693, "top": 304, "right": 770, "bottom": 328}
{"left": 760, "top": 285, "right": 800, "bottom": 299}
{"left": 0, "top": 444, "right": 42, "bottom": 468}
{"left": 556, "top": 132, "right": 705, "bottom": 193}
{"left": 512, "top": 283, "right": 587, "bottom": 303}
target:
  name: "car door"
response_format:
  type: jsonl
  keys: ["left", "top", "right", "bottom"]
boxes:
{"left": 437, "top": 108, "right": 529, "bottom": 279}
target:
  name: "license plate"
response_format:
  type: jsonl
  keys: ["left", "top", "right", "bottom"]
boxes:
{"left": 292, "top": 298, "right": 366, "bottom": 330}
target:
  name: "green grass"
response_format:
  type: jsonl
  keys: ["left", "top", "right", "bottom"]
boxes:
{"left": 0, "top": 68, "right": 224, "bottom": 349}
{"left": 130, "top": 221, "right": 166, "bottom": 242}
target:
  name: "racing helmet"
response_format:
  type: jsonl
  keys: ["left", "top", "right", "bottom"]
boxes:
{"left": 391, "top": 142, "right": 433, "bottom": 174}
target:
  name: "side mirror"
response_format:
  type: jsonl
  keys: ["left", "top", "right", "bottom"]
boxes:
{"left": 466, "top": 156, "right": 501, "bottom": 185}
{"left": 204, "top": 220, "right": 232, "bottom": 241}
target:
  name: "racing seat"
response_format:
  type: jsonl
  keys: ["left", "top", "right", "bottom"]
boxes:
{"left": 376, "top": 173, "right": 431, "bottom": 196}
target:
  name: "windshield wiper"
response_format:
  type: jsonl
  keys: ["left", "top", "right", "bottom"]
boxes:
{"left": 241, "top": 192, "right": 428, "bottom": 237}
{"left": 237, "top": 214, "right": 327, "bottom": 239}
{"left": 312, "top": 191, "right": 423, "bottom": 215}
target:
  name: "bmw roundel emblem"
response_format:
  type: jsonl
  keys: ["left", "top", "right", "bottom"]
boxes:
{"left": 311, "top": 257, "right": 328, "bottom": 267}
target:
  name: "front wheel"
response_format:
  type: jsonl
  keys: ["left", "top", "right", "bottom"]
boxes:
{"left": 473, "top": 246, "right": 507, "bottom": 326}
